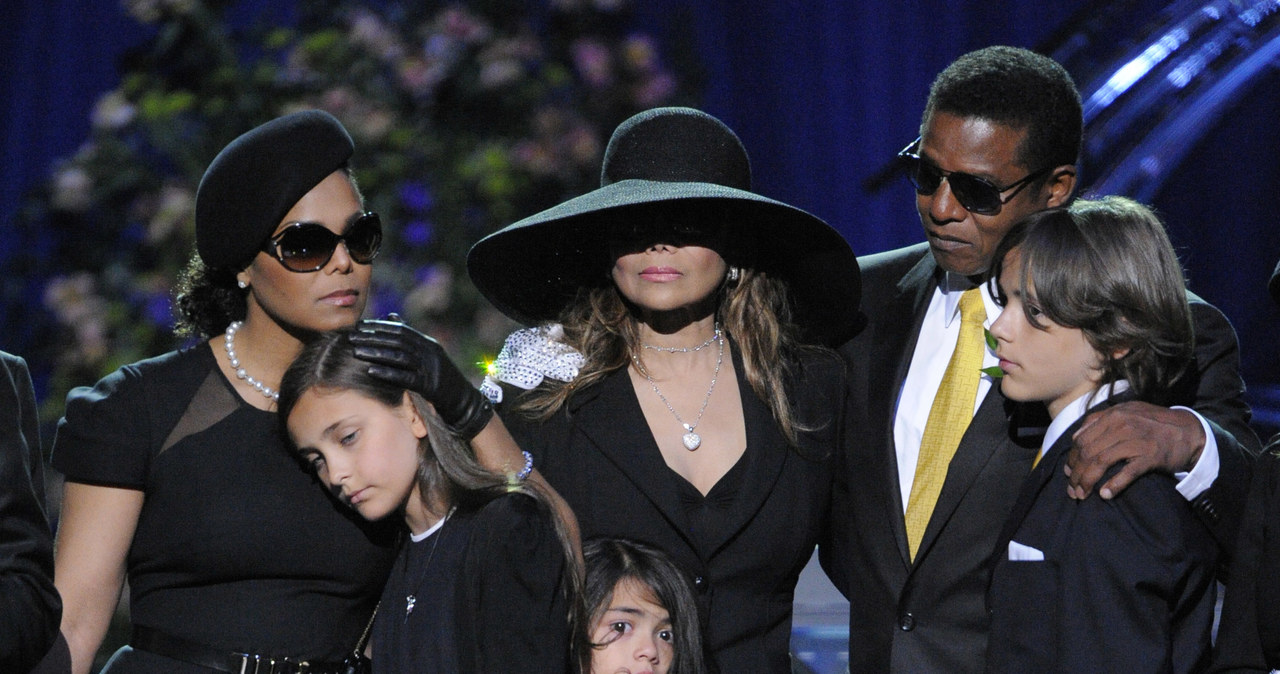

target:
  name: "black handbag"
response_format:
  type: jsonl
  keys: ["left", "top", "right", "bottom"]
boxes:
{"left": 340, "top": 602, "right": 378, "bottom": 674}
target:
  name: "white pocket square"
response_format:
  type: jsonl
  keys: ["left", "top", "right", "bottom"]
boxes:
{"left": 1008, "top": 540, "right": 1045, "bottom": 561}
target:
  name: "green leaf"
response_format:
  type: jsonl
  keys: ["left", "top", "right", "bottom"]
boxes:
{"left": 984, "top": 327, "right": 998, "bottom": 350}
{"left": 980, "top": 366, "right": 1004, "bottom": 379}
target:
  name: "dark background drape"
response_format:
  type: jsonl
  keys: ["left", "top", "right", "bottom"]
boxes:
{"left": 4, "top": 0, "right": 1277, "bottom": 434}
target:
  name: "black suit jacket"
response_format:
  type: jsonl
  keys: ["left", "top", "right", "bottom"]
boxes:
{"left": 824, "top": 243, "right": 1258, "bottom": 673}
{"left": 1211, "top": 434, "right": 1280, "bottom": 673}
{"left": 502, "top": 346, "right": 845, "bottom": 673}
{"left": 0, "top": 351, "right": 61, "bottom": 671}
{"left": 986, "top": 395, "right": 1217, "bottom": 674}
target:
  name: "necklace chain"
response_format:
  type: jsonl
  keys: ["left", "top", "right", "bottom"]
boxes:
{"left": 641, "top": 325, "right": 721, "bottom": 353}
{"left": 223, "top": 321, "right": 279, "bottom": 402}
{"left": 405, "top": 506, "right": 454, "bottom": 622}
{"left": 632, "top": 331, "right": 724, "bottom": 451}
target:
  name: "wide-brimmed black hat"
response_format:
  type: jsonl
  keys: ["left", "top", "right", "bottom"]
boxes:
{"left": 196, "top": 110, "right": 354, "bottom": 268}
{"left": 466, "top": 107, "right": 860, "bottom": 346}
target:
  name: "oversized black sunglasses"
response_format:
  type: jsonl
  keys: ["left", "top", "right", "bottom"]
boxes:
{"left": 898, "top": 138, "right": 1052, "bottom": 216}
{"left": 262, "top": 212, "right": 383, "bottom": 272}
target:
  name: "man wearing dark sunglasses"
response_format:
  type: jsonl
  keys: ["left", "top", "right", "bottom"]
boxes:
{"left": 824, "top": 46, "right": 1259, "bottom": 673}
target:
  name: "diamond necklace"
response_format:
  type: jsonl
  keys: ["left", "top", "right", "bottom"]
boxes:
{"left": 223, "top": 321, "right": 278, "bottom": 402}
{"left": 631, "top": 330, "right": 724, "bottom": 451}
{"left": 641, "top": 325, "right": 721, "bottom": 353}
{"left": 404, "top": 506, "right": 454, "bottom": 622}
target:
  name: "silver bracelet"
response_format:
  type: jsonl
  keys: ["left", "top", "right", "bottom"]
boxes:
{"left": 515, "top": 450, "right": 534, "bottom": 482}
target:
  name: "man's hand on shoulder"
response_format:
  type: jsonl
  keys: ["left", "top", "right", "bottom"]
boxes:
{"left": 1065, "top": 402, "right": 1205, "bottom": 500}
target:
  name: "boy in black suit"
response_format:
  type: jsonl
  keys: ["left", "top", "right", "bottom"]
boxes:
{"left": 985, "top": 197, "right": 1215, "bottom": 672}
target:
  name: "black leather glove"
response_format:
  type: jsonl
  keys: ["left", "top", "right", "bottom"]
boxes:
{"left": 349, "top": 318, "right": 494, "bottom": 440}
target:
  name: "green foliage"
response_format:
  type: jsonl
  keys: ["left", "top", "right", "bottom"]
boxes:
{"left": 982, "top": 328, "right": 1003, "bottom": 378}
{"left": 11, "top": 0, "right": 698, "bottom": 423}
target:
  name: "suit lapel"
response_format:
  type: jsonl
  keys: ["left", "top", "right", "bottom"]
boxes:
{"left": 873, "top": 253, "right": 942, "bottom": 565}
{"left": 990, "top": 417, "right": 1066, "bottom": 566}
{"left": 568, "top": 369, "right": 695, "bottom": 547}
{"left": 699, "top": 345, "right": 790, "bottom": 557}
{"left": 988, "top": 394, "right": 1130, "bottom": 572}
{"left": 570, "top": 347, "right": 794, "bottom": 561}
{"left": 913, "top": 385, "right": 1023, "bottom": 562}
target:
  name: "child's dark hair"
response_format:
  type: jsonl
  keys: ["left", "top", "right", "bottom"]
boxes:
{"left": 277, "top": 327, "right": 583, "bottom": 629}
{"left": 988, "top": 195, "right": 1194, "bottom": 405}
{"left": 576, "top": 538, "right": 706, "bottom": 674}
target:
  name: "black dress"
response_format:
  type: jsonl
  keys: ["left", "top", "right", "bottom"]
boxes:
{"left": 500, "top": 346, "right": 845, "bottom": 673}
{"left": 371, "top": 492, "right": 570, "bottom": 673}
{"left": 52, "top": 344, "right": 398, "bottom": 673}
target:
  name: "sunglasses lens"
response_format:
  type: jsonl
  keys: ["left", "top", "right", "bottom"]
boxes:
{"left": 275, "top": 224, "right": 339, "bottom": 272}
{"left": 344, "top": 213, "right": 383, "bottom": 263}
{"left": 905, "top": 157, "right": 943, "bottom": 195}
{"left": 946, "top": 174, "right": 1002, "bottom": 215}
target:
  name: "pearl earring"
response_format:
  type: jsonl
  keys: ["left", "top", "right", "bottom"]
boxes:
{"left": 238, "top": 280, "right": 248, "bottom": 289}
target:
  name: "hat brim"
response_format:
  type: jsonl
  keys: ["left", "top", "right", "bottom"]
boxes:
{"left": 468, "top": 179, "right": 861, "bottom": 347}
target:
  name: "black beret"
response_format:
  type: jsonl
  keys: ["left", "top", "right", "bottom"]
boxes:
{"left": 195, "top": 110, "right": 354, "bottom": 268}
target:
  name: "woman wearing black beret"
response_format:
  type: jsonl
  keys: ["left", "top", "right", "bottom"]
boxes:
{"left": 466, "top": 106, "right": 860, "bottom": 672}
{"left": 47, "top": 110, "right": 530, "bottom": 674}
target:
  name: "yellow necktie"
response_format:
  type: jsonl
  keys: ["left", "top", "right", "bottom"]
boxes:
{"left": 904, "top": 288, "right": 987, "bottom": 560}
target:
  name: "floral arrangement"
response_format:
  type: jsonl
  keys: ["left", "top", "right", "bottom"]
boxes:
{"left": 8, "top": 0, "right": 697, "bottom": 422}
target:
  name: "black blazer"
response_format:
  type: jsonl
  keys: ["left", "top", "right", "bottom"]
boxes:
{"left": 824, "top": 243, "right": 1258, "bottom": 674}
{"left": 502, "top": 346, "right": 845, "bottom": 674}
{"left": 0, "top": 351, "right": 61, "bottom": 671}
{"left": 986, "top": 395, "right": 1217, "bottom": 674}
{"left": 1211, "top": 435, "right": 1280, "bottom": 673}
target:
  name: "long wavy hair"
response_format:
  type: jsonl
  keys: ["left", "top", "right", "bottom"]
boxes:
{"left": 575, "top": 537, "right": 707, "bottom": 674}
{"left": 277, "top": 328, "right": 584, "bottom": 628}
{"left": 512, "top": 267, "right": 814, "bottom": 446}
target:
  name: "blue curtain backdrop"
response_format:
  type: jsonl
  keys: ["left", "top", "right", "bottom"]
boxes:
{"left": 4, "top": 0, "right": 1278, "bottom": 434}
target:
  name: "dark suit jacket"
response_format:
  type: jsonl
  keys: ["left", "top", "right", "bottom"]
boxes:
{"left": 0, "top": 351, "right": 61, "bottom": 671}
{"left": 1211, "top": 435, "right": 1280, "bottom": 673}
{"left": 986, "top": 396, "right": 1217, "bottom": 674}
{"left": 824, "top": 243, "right": 1258, "bottom": 673}
{"left": 502, "top": 347, "right": 845, "bottom": 674}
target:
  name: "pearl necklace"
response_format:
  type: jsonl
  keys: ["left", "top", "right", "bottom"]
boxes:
{"left": 632, "top": 330, "right": 723, "bottom": 451}
{"left": 641, "top": 325, "right": 721, "bottom": 353}
{"left": 223, "top": 321, "right": 279, "bottom": 402}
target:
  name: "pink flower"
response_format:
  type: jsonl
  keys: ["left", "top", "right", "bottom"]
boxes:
{"left": 564, "top": 124, "right": 602, "bottom": 165}
{"left": 405, "top": 264, "right": 455, "bottom": 315}
{"left": 349, "top": 10, "right": 405, "bottom": 62}
{"left": 572, "top": 39, "right": 613, "bottom": 88}
{"left": 622, "top": 34, "right": 659, "bottom": 73}
{"left": 439, "top": 7, "right": 492, "bottom": 44}
{"left": 633, "top": 72, "right": 677, "bottom": 107}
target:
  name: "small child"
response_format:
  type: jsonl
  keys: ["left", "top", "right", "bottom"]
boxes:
{"left": 984, "top": 196, "right": 1217, "bottom": 673}
{"left": 278, "top": 327, "right": 578, "bottom": 672}
{"left": 578, "top": 538, "right": 707, "bottom": 674}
